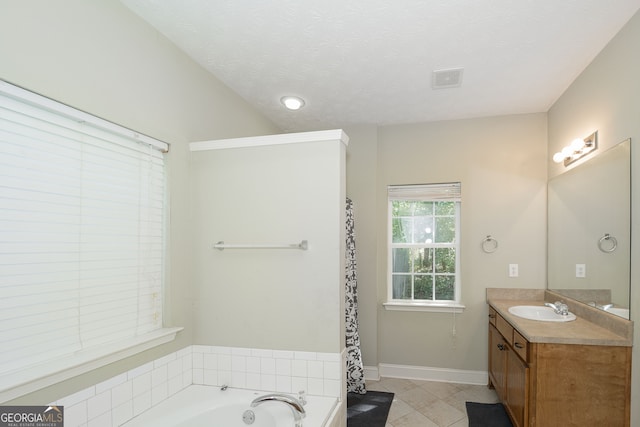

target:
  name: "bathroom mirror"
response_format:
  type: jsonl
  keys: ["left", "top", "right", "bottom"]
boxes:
{"left": 547, "top": 139, "right": 631, "bottom": 318}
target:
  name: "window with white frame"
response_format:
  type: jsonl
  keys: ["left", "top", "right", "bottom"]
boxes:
{"left": 0, "top": 81, "right": 179, "bottom": 399}
{"left": 385, "top": 183, "right": 462, "bottom": 311}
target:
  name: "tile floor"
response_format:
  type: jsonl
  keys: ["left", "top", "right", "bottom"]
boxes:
{"left": 365, "top": 377, "right": 501, "bottom": 427}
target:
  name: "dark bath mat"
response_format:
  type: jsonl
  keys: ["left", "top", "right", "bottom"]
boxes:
{"left": 347, "top": 391, "right": 394, "bottom": 427}
{"left": 465, "top": 402, "right": 513, "bottom": 427}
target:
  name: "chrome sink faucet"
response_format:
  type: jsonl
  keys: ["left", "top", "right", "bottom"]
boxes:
{"left": 250, "top": 393, "right": 306, "bottom": 426}
{"left": 588, "top": 302, "right": 614, "bottom": 310}
{"left": 545, "top": 301, "right": 569, "bottom": 316}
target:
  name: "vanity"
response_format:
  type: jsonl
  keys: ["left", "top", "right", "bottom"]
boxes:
{"left": 487, "top": 289, "right": 632, "bottom": 427}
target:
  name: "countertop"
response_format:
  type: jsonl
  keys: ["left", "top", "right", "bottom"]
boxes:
{"left": 489, "top": 298, "right": 632, "bottom": 347}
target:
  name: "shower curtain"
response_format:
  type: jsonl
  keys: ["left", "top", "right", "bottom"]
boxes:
{"left": 345, "top": 198, "right": 366, "bottom": 394}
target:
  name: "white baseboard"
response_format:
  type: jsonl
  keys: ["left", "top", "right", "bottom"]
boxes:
{"left": 364, "top": 363, "right": 487, "bottom": 386}
{"left": 363, "top": 365, "right": 380, "bottom": 381}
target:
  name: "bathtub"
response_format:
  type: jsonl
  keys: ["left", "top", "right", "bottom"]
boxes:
{"left": 122, "top": 385, "right": 339, "bottom": 427}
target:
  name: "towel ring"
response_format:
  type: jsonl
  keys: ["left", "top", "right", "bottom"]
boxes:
{"left": 598, "top": 233, "right": 617, "bottom": 253}
{"left": 481, "top": 235, "right": 498, "bottom": 253}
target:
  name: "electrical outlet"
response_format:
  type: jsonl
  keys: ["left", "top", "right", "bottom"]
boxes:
{"left": 576, "top": 264, "right": 586, "bottom": 278}
{"left": 509, "top": 264, "right": 519, "bottom": 277}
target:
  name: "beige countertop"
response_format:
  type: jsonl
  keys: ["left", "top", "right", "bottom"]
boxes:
{"left": 489, "top": 298, "right": 632, "bottom": 347}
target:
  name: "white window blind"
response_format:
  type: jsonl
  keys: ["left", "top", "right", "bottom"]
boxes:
{"left": 0, "top": 82, "right": 169, "bottom": 388}
{"left": 388, "top": 182, "right": 461, "bottom": 201}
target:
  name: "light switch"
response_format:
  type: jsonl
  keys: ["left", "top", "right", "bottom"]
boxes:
{"left": 576, "top": 264, "right": 586, "bottom": 278}
{"left": 509, "top": 264, "right": 519, "bottom": 277}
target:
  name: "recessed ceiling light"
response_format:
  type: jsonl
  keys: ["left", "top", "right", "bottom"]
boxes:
{"left": 281, "top": 96, "right": 305, "bottom": 110}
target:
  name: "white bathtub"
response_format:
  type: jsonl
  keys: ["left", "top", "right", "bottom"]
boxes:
{"left": 122, "top": 385, "right": 339, "bottom": 427}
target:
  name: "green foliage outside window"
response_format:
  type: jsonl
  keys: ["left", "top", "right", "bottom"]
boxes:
{"left": 391, "top": 200, "right": 457, "bottom": 301}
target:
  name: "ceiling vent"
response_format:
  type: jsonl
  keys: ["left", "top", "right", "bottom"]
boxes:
{"left": 432, "top": 68, "right": 464, "bottom": 89}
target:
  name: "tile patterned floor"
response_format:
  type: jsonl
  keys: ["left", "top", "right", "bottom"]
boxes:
{"left": 365, "top": 377, "right": 500, "bottom": 427}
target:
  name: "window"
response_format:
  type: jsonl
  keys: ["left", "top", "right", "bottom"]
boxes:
{"left": 384, "top": 183, "right": 464, "bottom": 312}
{"left": 0, "top": 81, "right": 180, "bottom": 400}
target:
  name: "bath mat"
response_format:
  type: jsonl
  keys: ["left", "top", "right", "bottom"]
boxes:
{"left": 347, "top": 391, "right": 394, "bottom": 427}
{"left": 465, "top": 402, "right": 513, "bottom": 427}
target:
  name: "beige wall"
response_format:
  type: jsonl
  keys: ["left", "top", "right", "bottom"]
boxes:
{"left": 0, "top": 0, "right": 279, "bottom": 404}
{"left": 190, "top": 140, "right": 346, "bottom": 353}
{"left": 375, "top": 115, "right": 548, "bottom": 370}
{"left": 547, "top": 9, "right": 640, "bottom": 424}
{"left": 344, "top": 116, "right": 549, "bottom": 371}
{"left": 343, "top": 125, "right": 379, "bottom": 366}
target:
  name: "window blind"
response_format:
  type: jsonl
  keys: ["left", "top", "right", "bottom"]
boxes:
{"left": 0, "top": 82, "right": 168, "bottom": 382}
{"left": 388, "top": 182, "right": 461, "bottom": 201}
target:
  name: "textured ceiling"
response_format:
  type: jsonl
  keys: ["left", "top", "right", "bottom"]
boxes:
{"left": 121, "top": 0, "right": 640, "bottom": 132}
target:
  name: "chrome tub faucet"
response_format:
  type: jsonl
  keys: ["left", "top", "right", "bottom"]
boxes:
{"left": 250, "top": 393, "right": 306, "bottom": 426}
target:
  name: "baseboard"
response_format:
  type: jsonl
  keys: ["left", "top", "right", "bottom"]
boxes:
{"left": 365, "top": 363, "right": 488, "bottom": 385}
{"left": 363, "top": 365, "right": 380, "bottom": 381}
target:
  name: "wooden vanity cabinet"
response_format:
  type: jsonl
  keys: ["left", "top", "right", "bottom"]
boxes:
{"left": 488, "top": 308, "right": 528, "bottom": 427}
{"left": 488, "top": 306, "right": 631, "bottom": 427}
{"left": 505, "top": 343, "right": 527, "bottom": 427}
{"left": 488, "top": 322, "right": 507, "bottom": 398}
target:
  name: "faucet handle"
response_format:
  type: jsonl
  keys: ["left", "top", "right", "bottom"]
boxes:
{"left": 546, "top": 301, "right": 569, "bottom": 315}
{"left": 297, "top": 390, "right": 307, "bottom": 406}
{"left": 556, "top": 302, "right": 569, "bottom": 315}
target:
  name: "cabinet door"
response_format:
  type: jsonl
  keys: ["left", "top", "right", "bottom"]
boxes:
{"left": 506, "top": 348, "right": 528, "bottom": 427}
{"left": 488, "top": 324, "right": 507, "bottom": 399}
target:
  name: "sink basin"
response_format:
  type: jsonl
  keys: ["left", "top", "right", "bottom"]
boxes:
{"left": 508, "top": 305, "right": 576, "bottom": 322}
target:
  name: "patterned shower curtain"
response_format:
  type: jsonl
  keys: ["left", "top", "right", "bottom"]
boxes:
{"left": 345, "top": 198, "right": 366, "bottom": 394}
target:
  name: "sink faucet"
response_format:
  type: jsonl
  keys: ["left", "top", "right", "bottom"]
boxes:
{"left": 545, "top": 301, "right": 569, "bottom": 316}
{"left": 250, "top": 393, "right": 306, "bottom": 426}
{"left": 588, "top": 301, "right": 614, "bottom": 310}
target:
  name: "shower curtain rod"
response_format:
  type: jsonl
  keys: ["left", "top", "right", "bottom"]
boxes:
{"left": 213, "top": 240, "right": 308, "bottom": 251}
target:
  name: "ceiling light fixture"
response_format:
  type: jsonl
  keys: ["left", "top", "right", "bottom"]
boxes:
{"left": 280, "top": 96, "right": 305, "bottom": 111}
{"left": 552, "top": 131, "right": 598, "bottom": 166}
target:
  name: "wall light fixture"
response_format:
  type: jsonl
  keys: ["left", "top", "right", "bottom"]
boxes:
{"left": 552, "top": 131, "right": 598, "bottom": 166}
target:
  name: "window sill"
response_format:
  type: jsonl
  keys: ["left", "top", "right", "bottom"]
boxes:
{"left": 383, "top": 302, "right": 466, "bottom": 313}
{"left": 0, "top": 327, "right": 183, "bottom": 403}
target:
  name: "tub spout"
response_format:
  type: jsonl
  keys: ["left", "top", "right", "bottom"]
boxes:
{"left": 250, "top": 393, "right": 306, "bottom": 426}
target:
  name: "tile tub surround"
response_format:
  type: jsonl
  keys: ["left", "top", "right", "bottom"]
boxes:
{"left": 50, "top": 345, "right": 342, "bottom": 427}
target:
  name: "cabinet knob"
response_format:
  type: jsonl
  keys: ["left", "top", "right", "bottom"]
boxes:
{"left": 514, "top": 342, "right": 524, "bottom": 349}
{"left": 497, "top": 343, "right": 505, "bottom": 351}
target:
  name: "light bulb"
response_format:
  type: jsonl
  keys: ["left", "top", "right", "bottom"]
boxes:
{"left": 571, "top": 138, "right": 585, "bottom": 151}
{"left": 281, "top": 96, "right": 305, "bottom": 110}
{"left": 552, "top": 152, "right": 565, "bottom": 163}
{"left": 561, "top": 146, "right": 573, "bottom": 158}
